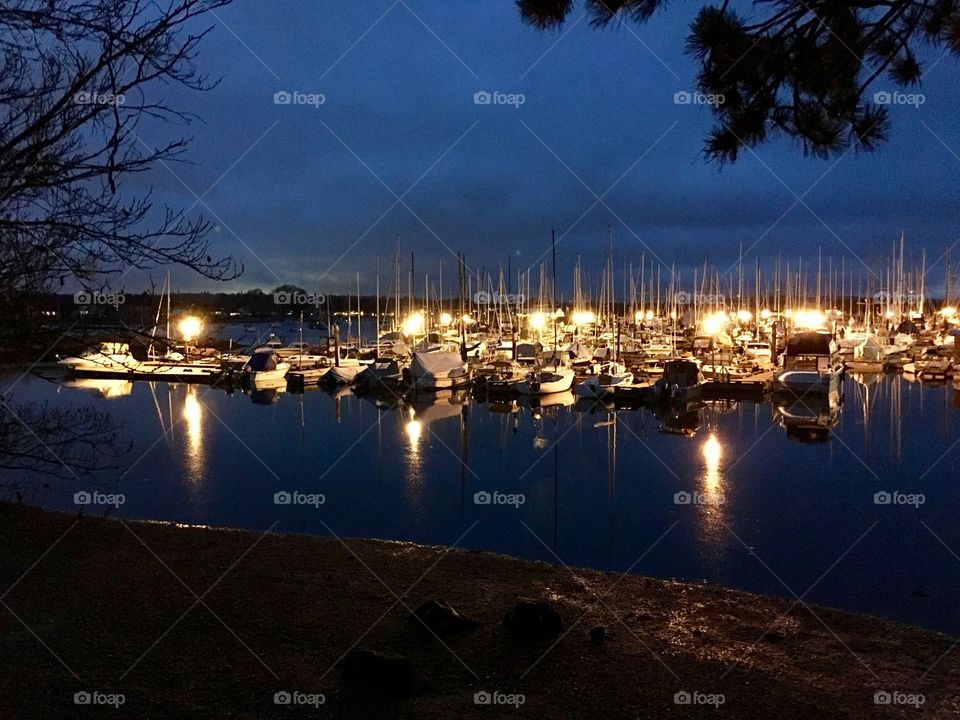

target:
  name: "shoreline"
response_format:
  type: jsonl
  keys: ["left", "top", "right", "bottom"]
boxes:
{"left": 1, "top": 502, "right": 957, "bottom": 718}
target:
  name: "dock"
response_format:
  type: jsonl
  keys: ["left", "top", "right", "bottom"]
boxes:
{"left": 700, "top": 370, "right": 774, "bottom": 401}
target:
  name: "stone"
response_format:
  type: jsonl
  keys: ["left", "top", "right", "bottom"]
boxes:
{"left": 503, "top": 598, "right": 563, "bottom": 638}
{"left": 410, "top": 599, "right": 477, "bottom": 635}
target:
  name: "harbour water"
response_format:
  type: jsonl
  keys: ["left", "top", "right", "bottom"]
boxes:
{"left": 3, "top": 370, "right": 958, "bottom": 636}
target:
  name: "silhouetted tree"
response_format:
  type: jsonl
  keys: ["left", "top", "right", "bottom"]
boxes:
{"left": 0, "top": 0, "right": 241, "bottom": 306}
{"left": 517, "top": 0, "right": 959, "bottom": 163}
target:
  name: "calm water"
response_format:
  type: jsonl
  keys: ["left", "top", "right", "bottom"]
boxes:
{"left": 3, "top": 370, "right": 959, "bottom": 636}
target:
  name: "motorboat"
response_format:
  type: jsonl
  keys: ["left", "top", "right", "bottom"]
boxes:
{"left": 58, "top": 342, "right": 140, "bottom": 376}
{"left": 654, "top": 359, "right": 703, "bottom": 402}
{"left": 407, "top": 351, "right": 471, "bottom": 391}
{"left": 482, "top": 360, "right": 527, "bottom": 394}
{"left": 773, "top": 332, "right": 840, "bottom": 397}
{"left": 574, "top": 363, "right": 633, "bottom": 399}
{"left": 243, "top": 348, "right": 290, "bottom": 387}
{"left": 516, "top": 365, "right": 575, "bottom": 395}
{"left": 844, "top": 334, "right": 885, "bottom": 373}
{"left": 355, "top": 358, "right": 404, "bottom": 389}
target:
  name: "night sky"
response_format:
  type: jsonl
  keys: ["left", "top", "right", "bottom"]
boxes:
{"left": 131, "top": 1, "right": 960, "bottom": 296}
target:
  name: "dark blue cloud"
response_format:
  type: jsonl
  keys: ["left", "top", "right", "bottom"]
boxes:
{"left": 125, "top": 0, "right": 960, "bottom": 296}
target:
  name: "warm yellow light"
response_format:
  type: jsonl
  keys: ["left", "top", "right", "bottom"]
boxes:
{"left": 702, "top": 434, "right": 722, "bottom": 493}
{"left": 405, "top": 419, "right": 422, "bottom": 447}
{"left": 439, "top": 312, "right": 452, "bottom": 326}
{"left": 736, "top": 309, "right": 753, "bottom": 323}
{"left": 939, "top": 306, "right": 957, "bottom": 318}
{"left": 402, "top": 312, "right": 425, "bottom": 336}
{"left": 178, "top": 315, "right": 203, "bottom": 342}
{"left": 885, "top": 310, "right": 895, "bottom": 319}
{"left": 529, "top": 312, "right": 547, "bottom": 331}
{"left": 572, "top": 310, "right": 596, "bottom": 325}
{"left": 461, "top": 314, "right": 474, "bottom": 325}
{"left": 793, "top": 309, "right": 827, "bottom": 329}
{"left": 784, "top": 308, "right": 794, "bottom": 318}
{"left": 703, "top": 434, "right": 721, "bottom": 465}
{"left": 645, "top": 310, "right": 654, "bottom": 320}
{"left": 760, "top": 308, "right": 772, "bottom": 320}
{"left": 634, "top": 311, "right": 643, "bottom": 322}
{"left": 702, "top": 311, "right": 727, "bottom": 336}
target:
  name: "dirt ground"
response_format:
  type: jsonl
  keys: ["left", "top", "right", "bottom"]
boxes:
{"left": 0, "top": 502, "right": 957, "bottom": 718}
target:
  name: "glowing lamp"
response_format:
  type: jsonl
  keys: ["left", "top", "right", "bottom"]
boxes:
{"left": 178, "top": 315, "right": 203, "bottom": 342}
{"left": 529, "top": 312, "right": 547, "bottom": 331}
{"left": 571, "top": 310, "right": 596, "bottom": 325}
{"left": 702, "top": 311, "right": 727, "bottom": 336}
{"left": 402, "top": 312, "right": 425, "bottom": 336}
{"left": 439, "top": 312, "right": 453, "bottom": 326}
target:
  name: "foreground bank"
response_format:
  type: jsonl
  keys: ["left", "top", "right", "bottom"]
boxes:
{"left": 0, "top": 503, "right": 956, "bottom": 718}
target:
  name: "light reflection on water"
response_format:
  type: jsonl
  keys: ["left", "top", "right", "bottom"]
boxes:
{"left": 5, "top": 373, "right": 960, "bottom": 636}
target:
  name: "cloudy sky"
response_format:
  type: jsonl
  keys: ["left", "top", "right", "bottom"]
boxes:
{"left": 131, "top": 1, "right": 960, "bottom": 297}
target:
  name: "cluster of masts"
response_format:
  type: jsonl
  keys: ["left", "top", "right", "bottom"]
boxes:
{"left": 358, "top": 233, "right": 957, "bottom": 342}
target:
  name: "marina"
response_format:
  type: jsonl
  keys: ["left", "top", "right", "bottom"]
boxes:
{"left": 5, "top": 0, "right": 960, "bottom": 715}
{"left": 8, "top": 364, "right": 959, "bottom": 638}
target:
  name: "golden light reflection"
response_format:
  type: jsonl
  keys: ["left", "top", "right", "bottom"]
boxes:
{"left": 697, "top": 433, "right": 727, "bottom": 552}
{"left": 702, "top": 434, "right": 722, "bottom": 493}
{"left": 182, "top": 387, "right": 205, "bottom": 482}
{"left": 405, "top": 418, "right": 423, "bottom": 452}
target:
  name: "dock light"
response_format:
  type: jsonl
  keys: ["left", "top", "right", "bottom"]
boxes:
{"left": 939, "top": 306, "right": 957, "bottom": 318}
{"left": 702, "top": 311, "right": 727, "bottom": 336}
{"left": 736, "top": 309, "right": 753, "bottom": 323}
{"left": 178, "top": 315, "right": 203, "bottom": 342}
{"left": 885, "top": 310, "right": 895, "bottom": 320}
{"left": 784, "top": 308, "right": 794, "bottom": 318}
{"left": 402, "top": 311, "right": 425, "bottom": 336}
{"left": 760, "top": 308, "right": 772, "bottom": 320}
{"left": 439, "top": 312, "right": 453, "bottom": 326}
{"left": 634, "top": 311, "right": 643, "bottom": 322}
{"left": 461, "top": 314, "right": 474, "bottom": 325}
{"left": 529, "top": 312, "right": 547, "bottom": 331}
{"left": 645, "top": 310, "right": 654, "bottom": 321}
{"left": 572, "top": 310, "right": 596, "bottom": 325}
{"left": 793, "top": 309, "right": 826, "bottom": 329}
